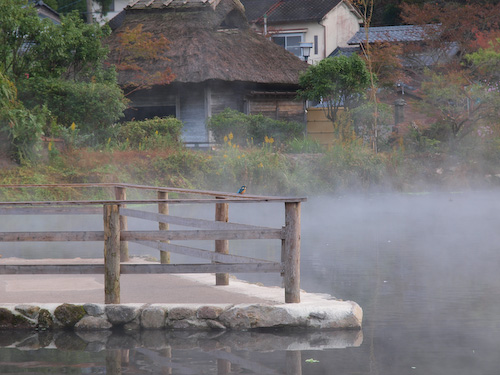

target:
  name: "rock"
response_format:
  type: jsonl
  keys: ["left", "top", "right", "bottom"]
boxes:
{"left": 75, "top": 316, "right": 112, "bottom": 331}
{"left": 0, "top": 308, "right": 35, "bottom": 329}
{"left": 219, "top": 305, "right": 299, "bottom": 329}
{"left": 37, "top": 309, "right": 54, "bottom": 331}
{"left": 141, "top": 307, "right": 166, "bottom": 329}
{"left": 105, "top": 305, "right": 139, "bottom": 326}
{"left": 83, "top": 304, "right": 105, "bottom": 317}
{"left": 168, "top": 319, "right": 208, "bottom": 330}
{"left": 168, "top": 306, "right": 196, "bottom": 320}
{"left": 206, "top": 319, "right": 226, "bottom": 330}
{"left": 15, "top": 305, "right": 40, "bottom": 319}
{"left": 54, "top": 304, "right": 86, "bottom": 328}
{"left": 197, "top": 306, "right": 224, "bottom": 320}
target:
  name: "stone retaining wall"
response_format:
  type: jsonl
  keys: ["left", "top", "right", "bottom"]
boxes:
{"left": 0, "top": 300, "right": 362, "bottom": 331}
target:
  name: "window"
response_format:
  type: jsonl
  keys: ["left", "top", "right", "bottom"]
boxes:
{"left": 314, "top": 35, "right": 318, "bottom": 55}
{"left": 272, "top": 33, "right": 304, "bottom": 57}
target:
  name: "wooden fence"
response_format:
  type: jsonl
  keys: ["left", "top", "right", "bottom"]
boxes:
{"left": 0, "top": 183, "right": 305, "bottom": 303}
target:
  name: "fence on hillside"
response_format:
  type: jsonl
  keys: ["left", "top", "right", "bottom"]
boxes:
{"left": 0, "top": 183, "right": 305, "bottom": 303}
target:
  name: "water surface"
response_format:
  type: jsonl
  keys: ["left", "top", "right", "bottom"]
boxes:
{"left": 1, "top": 191, "right": 500, "bottom": 374}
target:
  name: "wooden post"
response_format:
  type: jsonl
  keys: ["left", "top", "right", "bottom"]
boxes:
{"left": 286, "top": 351, "right": 302, "bottom": 375}
{"left": 215, "top": 199, "right": 229, "bottom": 285}
{"left": 284, "top": 202, "right": 301, "bottom": 303}
{"left": 217, "top": 347, "right": 231, "bottom": 375}
{"left": 104, "top": 204, "right": 121, "bottom": 304}
{"left": 114, "top": 186, "right": 129, "bottom": 262}
{"left": 158, "top": 191, "right": 170, "bottom": 264}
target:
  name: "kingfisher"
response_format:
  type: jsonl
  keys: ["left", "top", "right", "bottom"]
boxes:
{"left": 237, "top": 185, "right": 246, "bottom": 194}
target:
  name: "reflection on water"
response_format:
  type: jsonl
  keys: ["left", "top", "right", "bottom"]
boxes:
{"left": 0, "top": 329, "right": 361, "bottom": 374}
{"left": 2, "top": 191, "right": 500, "bottom": 374}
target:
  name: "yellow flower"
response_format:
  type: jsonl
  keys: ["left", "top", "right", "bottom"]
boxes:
{"left": 224, "top": 136, "right": 228, "bottom": 143}
{"left": 223, "top": 154, "right": 228, "bottom": 158}
{"left": 269, "top": 137, "right": 274, "bottom": 144}
{"left": 264, "top": 136, "right": 269, "bottom": 143}
{"left": 233, "top": 144, "right": 236, "bottom": 148}
{"left": 70, "top": 122, "right": 76, "bottom": 131}
{"left": 242, "top": 154, "right": 245, "bottom": 157}
{"left": 155, "top": 130, "right": 159, "bottom": 135}
{"left": 228, "top": 132, "right": 234, "bottom": 140}
{"left": 208, "top": 155, "right": 212, "bottom": 160}
{"left": 237, "top": 156, "right": 240, "bottom": 159}
{"left": 48, "top": 142, "right": 52, "bottom": 151}
{"left": 228, "top": 140, "right": 232, "bottom": 146}
{"left": 258, "top": 162, "right": 264, "bottom": 168}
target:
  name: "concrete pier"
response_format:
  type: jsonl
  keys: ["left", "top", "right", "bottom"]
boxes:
{"left": 0, "top": 258, "right": 362, "bottom": 331}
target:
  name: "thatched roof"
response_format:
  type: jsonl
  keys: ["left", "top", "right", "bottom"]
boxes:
{"left": 105, "top": 0, "right": 307, "bottom": 87}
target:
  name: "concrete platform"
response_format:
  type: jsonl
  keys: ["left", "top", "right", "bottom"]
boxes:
{"left": 0, "top": 257, "right": 363, "bottom": 331}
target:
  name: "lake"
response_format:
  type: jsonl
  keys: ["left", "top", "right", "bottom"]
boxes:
{"left": 1, "top": 191, "right": 500, "bottom": 374}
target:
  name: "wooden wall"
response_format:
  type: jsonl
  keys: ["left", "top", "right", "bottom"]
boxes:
{"left": 306, "top": 107, "right": 336, "bottom": 147}
{"left": 247, "top": 97, "right": 305, "bottom": 123}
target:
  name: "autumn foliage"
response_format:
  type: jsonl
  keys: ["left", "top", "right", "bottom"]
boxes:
{"left": 114, "top": 24, "right": 175, "bottom": 95}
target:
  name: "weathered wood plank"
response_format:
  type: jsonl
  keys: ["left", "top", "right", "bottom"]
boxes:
{"left": 115, "top": 186, "right": 129, "bottom": 262}
{"left": 0, "top": 207, "right": 101, "bottom": 215}
{"left": 132, "top": 240, "right": 273, "bottom": 264}
{"left": 120, "top": 208, "right": 272, "bottom": 231}
{"left": 0, "top": 265, "right": 106, "bottom": 274}
{"left": 284, "top": 202, "right": 301, "bottom": 303}
{"left": 0, "top": 197, "right": 306, "bottom": 206}
{"left": 122, "top": 229, "right": 284, "bottom": 241}
{"left": 120, "top": 263, "right": 282, "bottom": 274}
{"left": 0, "top": 231, "right": 105, "bottom": 241}
{"left": 0, "top": 263, "right": 282, "bottom": 274}
{"left": 158, "top": 190, "right": 170, "bottom": 264}
{"left": 104, "top": 204, "right": 120, "bottom": 304}
{"left": 215, "top": 200, "right": 229, "bottom": 285}
{"left": 0, "top": 228, "right": 283, "bottom": 242}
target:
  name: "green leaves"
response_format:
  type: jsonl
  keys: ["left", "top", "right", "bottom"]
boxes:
{"left": 298, "top": 55, "right": 371, "bottom": 124}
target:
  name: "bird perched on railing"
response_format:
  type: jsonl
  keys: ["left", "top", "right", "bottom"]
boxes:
{"left": 237, "top": 185, "right": 246, "bottom": 194}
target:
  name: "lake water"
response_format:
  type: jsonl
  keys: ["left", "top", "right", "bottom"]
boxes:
{"left": 1, "top": 191, "right": 500, "bottom": 374}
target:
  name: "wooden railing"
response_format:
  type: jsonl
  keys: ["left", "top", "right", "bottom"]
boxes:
{"left": 0, "top": 183, "right": 305, "bottom": 303}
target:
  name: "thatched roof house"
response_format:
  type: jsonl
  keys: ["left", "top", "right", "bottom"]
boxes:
{"left": 106, "top": 0, "right": 308, "bottom": 143}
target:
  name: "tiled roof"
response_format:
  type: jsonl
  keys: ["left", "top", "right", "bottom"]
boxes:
{"left": 241, "top": 0, "right": 343, "bottom": 24}
{"left": 127, "top": 0, "right": 220, "bottom": 10}
{"left": 348, "top": 25, "right": 437, "bottom": 44}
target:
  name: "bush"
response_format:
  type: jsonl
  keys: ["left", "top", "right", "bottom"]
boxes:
{"left": 116, "top": 117, "right": 183, "bottom": 149}
{"left": 0, "top": 72, "right": 45, "bottom": 163}
{"left": 207, "top": 108, "right": 304, "bottom": 146}
{"left": 18, "top": 77, "right": 128, "bottom": 144}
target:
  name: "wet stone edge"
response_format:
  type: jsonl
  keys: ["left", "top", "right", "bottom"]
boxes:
{"left": 0, "top": 302, "right": 363, "bottom": 331}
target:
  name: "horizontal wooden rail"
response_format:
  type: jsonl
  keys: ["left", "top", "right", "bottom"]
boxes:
{"left": 123, "top": 229, "right": 284, "bottom": 241}
{"left": 0, "top": 229, "right": 284, "bottom": 242}
{"left": 133, "top": 240, "right": 274, "bottom": 264}
{"left": 0, "top": 263, "right": 283, "bottom": 275}
{"left": 120, "top": 208, "right": 273, "bottom": 231}
{"left": 0, "top": 231, "right": 104, "bottom": 242}
{"left": 0, "top": 207, "right": 102, "bottom": 215}
{"left": 0, "top": 198, "right": 305, "bottom": 206}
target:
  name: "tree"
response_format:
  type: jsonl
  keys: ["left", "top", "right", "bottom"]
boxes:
{"left": 0, "top": 1, "right": 111, "bottom": 82}
{"left": 418, "top": 70, "right": 500, "bottom": 143}
{"left": 401, "top": 2, "right": 500, "bottom": 63}
{"left": 110, "top": 24, "right": 175, "bottom": 96}
{"left": 298, "top": 55, "right": 370, "bottom": 125}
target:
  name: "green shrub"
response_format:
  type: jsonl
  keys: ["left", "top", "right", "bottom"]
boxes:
{"left": 207, "top": 108, "right": 304, "bottom": 146}
{"left": 18, "top": 77, "right": 127, "bottom": 144}
{"left": 318, "top": 140, "right": 387, "bottom": 191}
{"left": 116, "top": 116, "right": 183, "bottom": 148}
{"left": 285, "top": 137, "right": 324, "bottom": 153}
{"left": 0, "top": 72, "right": 45, "bottom": 163}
